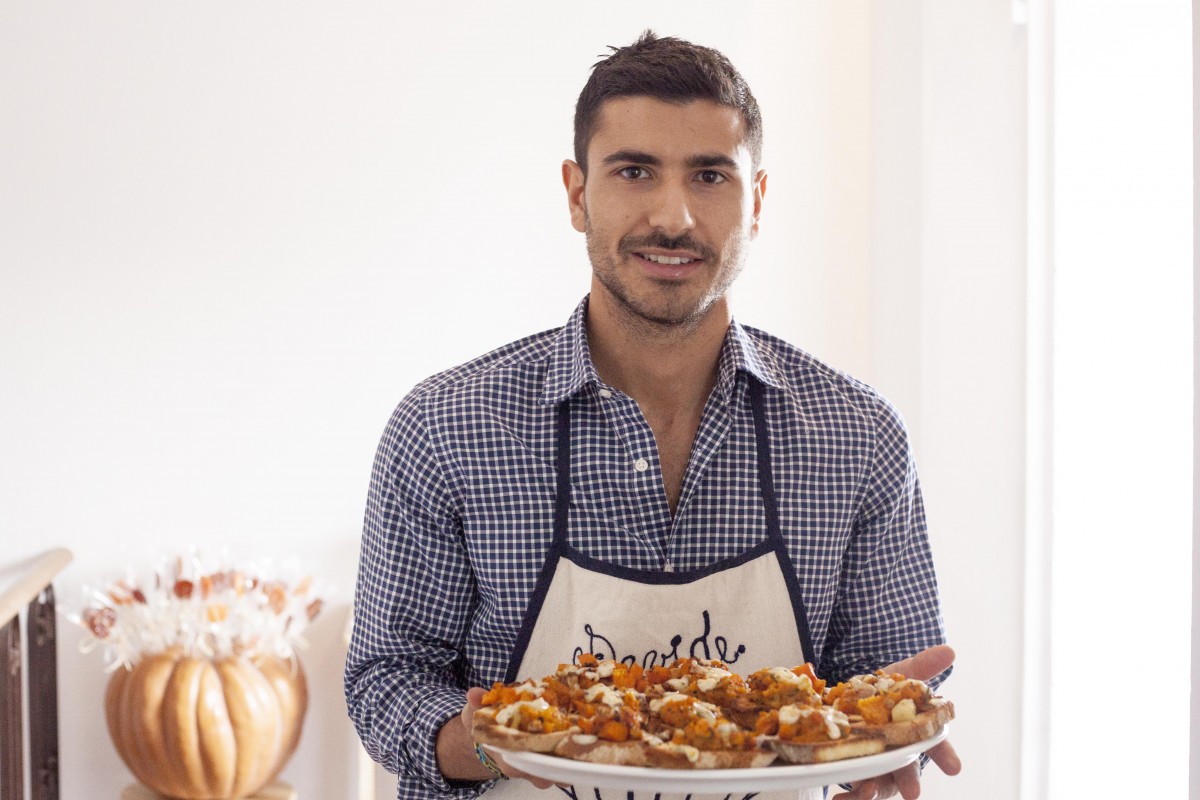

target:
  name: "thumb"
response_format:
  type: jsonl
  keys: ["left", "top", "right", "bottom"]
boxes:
{"left": 461, "top": 686, "right": 487, "bottom": 730}
{"left": 883, "top": 644, "right": 955, "bottom": 682}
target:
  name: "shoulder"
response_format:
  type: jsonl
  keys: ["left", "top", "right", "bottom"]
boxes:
{"left": 378, "top": 327, "right": 560, "bottom": 448}
{"left": 741, "top": 324, "right": 907, "bottom": 437}
{"left": 407, "top": 327, "right": 559, "bottom": 403}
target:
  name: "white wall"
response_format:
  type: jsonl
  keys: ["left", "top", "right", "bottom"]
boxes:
{"left": 0, "top": 3, "right": 1024, "bottom": 799}
{"left": 869, "top": 4, "right": 1029, "bottom": 799}
{"left": 1193, "top": 0, "right": 1200, "bottom": 794}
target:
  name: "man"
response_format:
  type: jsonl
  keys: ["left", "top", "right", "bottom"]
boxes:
{"left": 346, "top": 31, "right": 959, "bottom": 800}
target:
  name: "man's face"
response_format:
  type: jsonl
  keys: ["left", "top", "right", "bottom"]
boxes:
{"left": 563, "top": 96, "right": 766, "bottom": 330}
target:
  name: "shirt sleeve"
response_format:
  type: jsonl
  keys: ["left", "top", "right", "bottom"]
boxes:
{"left": 818, "top": 395, "right": 951, "bottom": 690}
{"left": 344, "top": 391, "right": 488, "bottom": 800}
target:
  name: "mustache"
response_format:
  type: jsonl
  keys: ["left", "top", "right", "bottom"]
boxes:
{"left": 619, "top": 233, "right": 715, "bottom": 260}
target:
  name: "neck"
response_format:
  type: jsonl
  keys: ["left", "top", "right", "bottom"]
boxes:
{"left": 585, "top": 291, "right": 730, "bottom": 415}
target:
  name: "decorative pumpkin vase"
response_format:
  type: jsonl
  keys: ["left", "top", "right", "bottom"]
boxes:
{"left": 104, "top": 649, "right": 308, "bottom": 800}
{"left": 68, "top": 552, "right": 325, "bottom": 799}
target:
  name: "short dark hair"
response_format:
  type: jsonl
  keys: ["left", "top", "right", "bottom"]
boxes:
{"left": 573, "top": 30, "right": 763, "bottom": 175}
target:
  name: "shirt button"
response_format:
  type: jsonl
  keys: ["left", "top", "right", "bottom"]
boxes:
{"left": 633, "top": 458, "right": 649, "bottom": 472}
{"left": 598, "top": 388, "right": 613, "bottom": 399}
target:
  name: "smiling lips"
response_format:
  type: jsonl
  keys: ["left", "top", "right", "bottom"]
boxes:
{"left": 639, "top": 252, "right": 698, "bottom": 266}
{"left": 633, "top": 250, "right": 704, "bottom": 281}
{"left": 634, "top": 251, "right": 705, "bottom": 281}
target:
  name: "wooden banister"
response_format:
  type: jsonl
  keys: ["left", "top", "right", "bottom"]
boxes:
{"left": 0, "top": 549, "right": 71, "bottom": 629}
{"left": 0, "top": 548, "right": 72, "bottom": 800}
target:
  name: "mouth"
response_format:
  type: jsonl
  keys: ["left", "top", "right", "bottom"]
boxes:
{"left": 633, "top": 250, "right": 703, "bottom": 267}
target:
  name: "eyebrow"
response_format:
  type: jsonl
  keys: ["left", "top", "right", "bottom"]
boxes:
{"left": 599, "top": 150, "right": 742, "bottom": 172}
{"left": 601, "top": 149, "right": 661, "bottom": 167}
{"left": 687, "top": 153, "right": 741, "bottom": 171}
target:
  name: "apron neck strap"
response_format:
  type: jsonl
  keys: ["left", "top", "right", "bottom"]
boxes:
{"left": 553, "top": 402, "right": 572, "bottom": 544}
{"left": 747, "top": 377, "right": 783, "bottom": 544}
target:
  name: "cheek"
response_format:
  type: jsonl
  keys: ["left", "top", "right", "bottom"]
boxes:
{"left": 699, "top": 192, "right": 752, "bottom": 227}
{"left": 585, "top": 205, "right": 637, "bottom": 241}
{"left": 710, "top": 211, "right": 753, "bottom": 246}
{"left": 586, "top": 185, "right": 647, "bottom": 225}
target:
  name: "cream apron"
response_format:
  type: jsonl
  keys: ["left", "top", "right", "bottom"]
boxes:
{"left": 488, "top": 380, "right": 823, "bottom": 800}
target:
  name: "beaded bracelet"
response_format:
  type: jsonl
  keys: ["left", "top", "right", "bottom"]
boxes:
{"left": 474, "top": 743, "right": 508, "bottom": 780}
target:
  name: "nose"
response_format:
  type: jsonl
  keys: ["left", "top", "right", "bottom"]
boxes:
{"left": 647, "top": 180, "right": 695, "bottom": 236}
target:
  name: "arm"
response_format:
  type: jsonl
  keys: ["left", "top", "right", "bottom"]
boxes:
{"left": 344, "top": 393, "right": 486, "bottom": 799}
{"left": 818, "top": 397, "right": 949, "bottom": 688}
{"left": 823, "top": 399, "right": 959, "bottom": 799}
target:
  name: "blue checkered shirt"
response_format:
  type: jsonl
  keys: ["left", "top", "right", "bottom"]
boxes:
{"left": 346, "top": 297, "right": 947, "bottom": 799}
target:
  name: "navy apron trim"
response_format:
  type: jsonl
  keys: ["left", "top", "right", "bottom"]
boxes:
{"left": 747, "top": 377, "right": 816, "bottom": 665}
{"left": 552, "top": 401, "right": 572, "bottom": 546}
{"left": 558, "top": 538, "right": 776, "bottom": 585}
{"left": 502, "top": 403, "right": 574, "bottom": 682}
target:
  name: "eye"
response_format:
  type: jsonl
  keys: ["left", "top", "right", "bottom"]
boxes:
{"left": 617, "top": 166, "right": 650, "bottom": 180}
{"left": 697, "top": 170, "right": 726, "bottom": 185}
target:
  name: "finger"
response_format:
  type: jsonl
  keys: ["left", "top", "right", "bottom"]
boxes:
{"left": 883, "top": 644, "right": 955, "bottom": 682}
{"left": 510, "top": 769, "right": 555, "bottom": 789}
{"left": 894, "top": 763, "right": 921, "bottom": 799}
{"left": 461, "top": 687, "right": 486, "bottom": 728}
{"left": 484, "top": 746, "right": 555, "bottom": 787}
{"left": 927, "top": 739, "right": 962, "bottom": 776}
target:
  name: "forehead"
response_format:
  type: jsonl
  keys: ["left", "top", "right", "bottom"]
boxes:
{"left": 587, "top": 96, "right": 750, "bottom": 166}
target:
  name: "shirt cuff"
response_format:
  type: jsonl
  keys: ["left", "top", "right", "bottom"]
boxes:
{"left": 407, "top": 687, "right": 491, "bottom": 800}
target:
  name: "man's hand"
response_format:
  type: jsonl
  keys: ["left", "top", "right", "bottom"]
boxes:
{"left": 831, "top": 645, "right": 962, "bottom": 800}
{"left": 435, "top": 687, "right": 557, "bottom": 788}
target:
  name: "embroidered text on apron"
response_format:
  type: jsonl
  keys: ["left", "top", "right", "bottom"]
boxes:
{"left": 486, "top": 379, "right": 823, "bottom": 800}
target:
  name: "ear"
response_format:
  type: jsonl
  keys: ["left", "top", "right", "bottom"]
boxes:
{"left": 750, "top": 168, "right": 767, "bottom": 239}
{"left": 562, "top": 159, "right": 587, "bottom": 233}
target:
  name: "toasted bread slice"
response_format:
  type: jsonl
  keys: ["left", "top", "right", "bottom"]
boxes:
{"left": 471, "top": 708, "right": 573, "bottom": 753}
{"left": 829, "top": 671, "right": 955, "bottom": 748}
{"left": 694, "top": 748, "right": 777, "bottom": 769}
{"left": 643, "top": 738, "right": 776, "bottom": 770}
{"left": 726, "top": 696, "right": 766, "bottom": 731}
{"left": 553, "top": 733, "right": 649, "bottom": 766}
{"left": 860, "top": 699, "right": 954, "bottom": 747}
{"left": 768, "top": 734, "right": 885, "bottom": 764}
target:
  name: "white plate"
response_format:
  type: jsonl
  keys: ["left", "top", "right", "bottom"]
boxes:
{"left": 497, "top": 727, "right": 948, "bottom": 792}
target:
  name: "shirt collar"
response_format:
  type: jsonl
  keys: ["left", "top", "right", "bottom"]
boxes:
{"left": 541, "top": 295, "right": 787, "bottom": 406}
{"left": 542, "top": 297, "right": 599, "bottom": 405}
{"left": 717, "top": 318, "right": 787, "bottom": 399}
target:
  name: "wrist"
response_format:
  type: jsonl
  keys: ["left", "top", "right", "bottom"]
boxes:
{"left": 474, "top": 743, "right": 508, "bottom": 780}
{"left": 435, "top": 714, "right": 495, "bottom": 782}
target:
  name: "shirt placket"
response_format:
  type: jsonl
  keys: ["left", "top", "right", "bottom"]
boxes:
{"left": 592, "top": 385, "right": 673, "bottom": 558}
{"left": 663, "top": 378, "right": 749, "bottom": 573}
